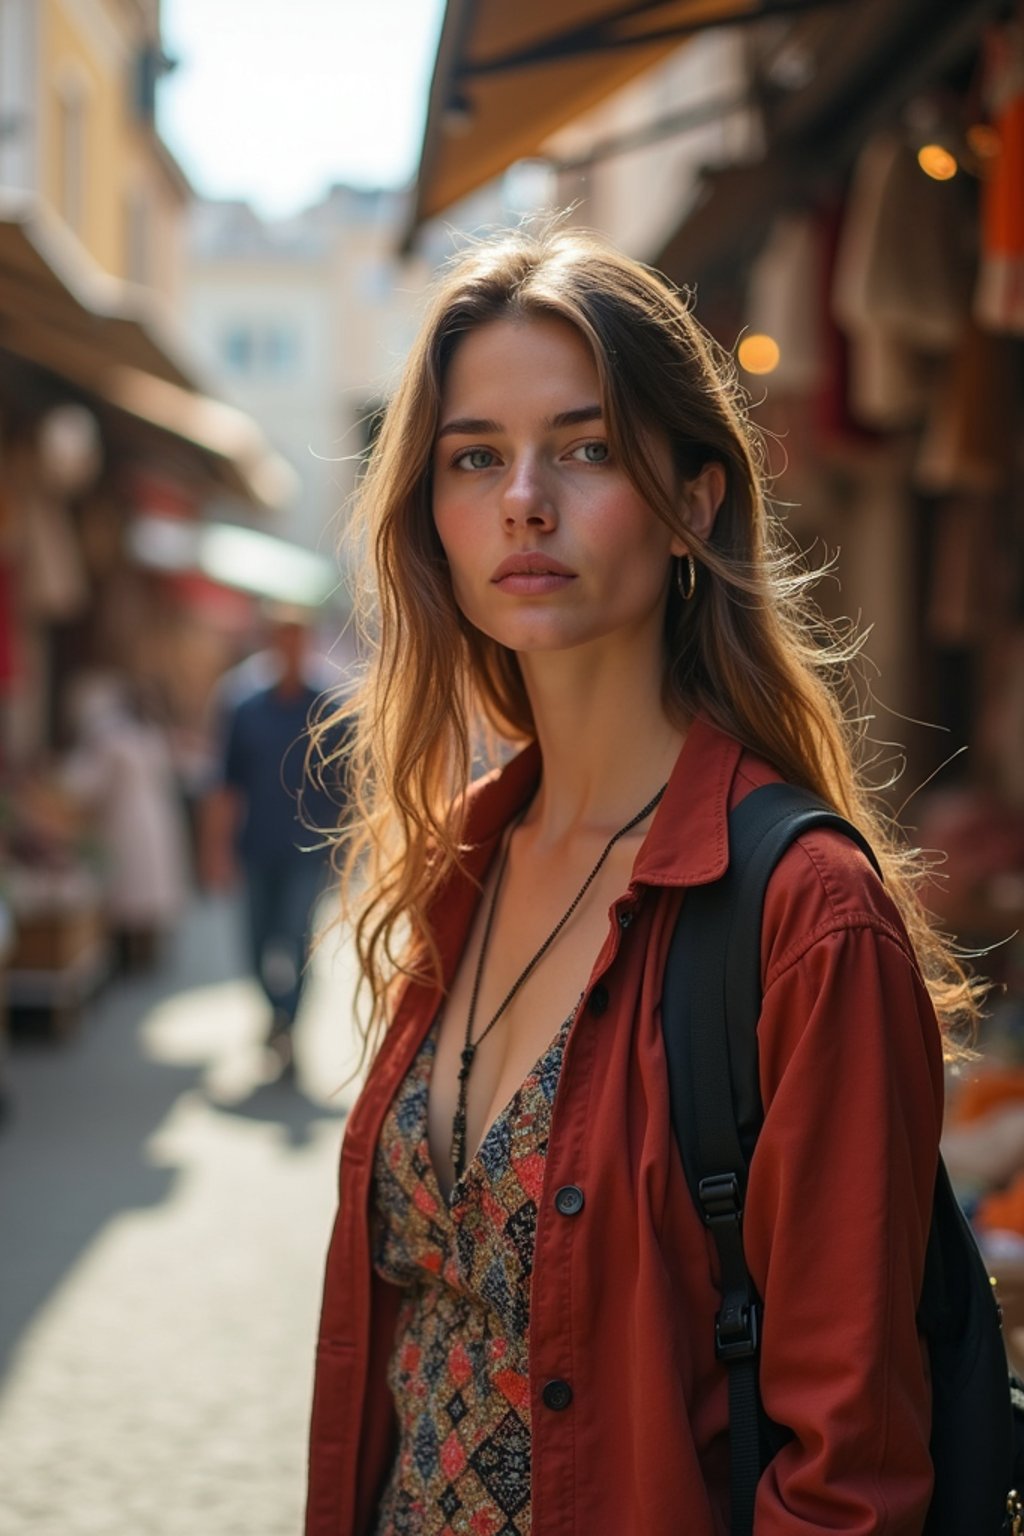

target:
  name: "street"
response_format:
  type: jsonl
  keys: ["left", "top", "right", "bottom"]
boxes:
{"left": 0, "top": 893, "right": 362, "bottom": 1536}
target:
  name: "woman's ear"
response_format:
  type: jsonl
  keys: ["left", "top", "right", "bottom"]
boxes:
{"left": 670, "top": 461, "right": 726, "bottom": 556}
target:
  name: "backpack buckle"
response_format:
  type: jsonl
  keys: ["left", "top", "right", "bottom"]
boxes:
{"left": 1008, "top": 1490, "right": 1023, "bottom": 1536}
{"left": 715, "top": 1299, "right": 760, "bottom": 1361}
{"left": 698, "top": 1173, "right": 741, "bottom": 1225}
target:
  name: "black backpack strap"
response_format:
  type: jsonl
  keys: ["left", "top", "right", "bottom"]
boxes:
{"left": 661, "top": 782, "right": 879, "bottom": 1536}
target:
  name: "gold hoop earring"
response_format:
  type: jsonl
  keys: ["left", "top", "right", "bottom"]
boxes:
{"left": 676, "top": 555, "right": 697, "bottom": 601}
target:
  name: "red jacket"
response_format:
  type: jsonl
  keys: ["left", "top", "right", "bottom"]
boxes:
{"left": 306, "top": 718, "right": 944, "bottom": 1535}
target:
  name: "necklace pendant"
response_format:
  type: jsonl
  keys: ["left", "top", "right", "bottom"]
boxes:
{"left": 448, "top": 778, "right": 668, "bottom": 1192}
{"left": 451, "top": 1107, "right": 467, "bottom": 1180}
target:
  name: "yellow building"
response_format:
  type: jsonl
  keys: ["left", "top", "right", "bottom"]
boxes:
{"left": 2, "top": 0, "right": 186, "bottom": 300}
{"left": 0, "top": 0, "right": 294, "bottom": 505}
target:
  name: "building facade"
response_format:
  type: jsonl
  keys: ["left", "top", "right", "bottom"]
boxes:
{"left": 184, "top": 184, "right": 429, "bottom": 557}
{"left": 1, "top": 0, "right": 187, "bottom": 301}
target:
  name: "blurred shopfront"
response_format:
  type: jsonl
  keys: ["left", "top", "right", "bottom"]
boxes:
{"left": 0, "top": 193, "right": 297, "bottom": 1046}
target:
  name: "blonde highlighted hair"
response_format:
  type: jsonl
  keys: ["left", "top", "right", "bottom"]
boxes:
{"left": 313, "top": 224, "right": 981, "bottom": 1059}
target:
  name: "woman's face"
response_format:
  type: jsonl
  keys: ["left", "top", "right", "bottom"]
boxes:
{"left": 431, "top": 314, "right": 686, "bottom": 662}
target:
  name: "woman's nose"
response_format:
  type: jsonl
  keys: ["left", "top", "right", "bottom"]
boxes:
{"left": 501, "top": 457, "right": 556, "bottom": 528}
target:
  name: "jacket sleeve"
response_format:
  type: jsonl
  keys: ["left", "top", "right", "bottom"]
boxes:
{"left": 742, "top": 834, "right": 944, "bottom": 1534}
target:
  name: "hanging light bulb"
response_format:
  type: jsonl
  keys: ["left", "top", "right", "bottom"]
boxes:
{"left": 918, "top": 143, "right": 958, "bottom": 181}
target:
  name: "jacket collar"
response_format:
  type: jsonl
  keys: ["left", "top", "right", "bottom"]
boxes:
{"left": 461, "top": 714, "right": 743, "bottom": 890}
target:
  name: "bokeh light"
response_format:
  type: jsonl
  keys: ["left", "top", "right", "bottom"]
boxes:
{"left": 737, "top": 334, "right": 781, "bottom": 375}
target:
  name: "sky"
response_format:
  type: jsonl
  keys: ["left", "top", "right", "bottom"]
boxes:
{"left": 158, "top": 0, "right": 448, "bottom": 217}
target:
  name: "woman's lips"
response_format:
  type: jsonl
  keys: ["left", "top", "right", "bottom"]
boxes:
{"left": 494, "top": 572, "right": 576, "bottom": 595}
{"left": 490, "top": 553, "right": 577, "bottom": 595}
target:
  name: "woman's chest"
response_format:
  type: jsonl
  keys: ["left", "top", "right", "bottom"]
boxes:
{"left": 426, "top": 841, "right": 639, "bottom": 1198}
{"left": 373, "top": 1016, "right": 572, "bottom": 1315}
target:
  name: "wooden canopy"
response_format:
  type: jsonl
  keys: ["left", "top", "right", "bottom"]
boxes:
{"left": 407, "top": 0, "right": 830, "bottom": 242}
{"left": 0, "top": 192, "right": 295, "bottom": 510}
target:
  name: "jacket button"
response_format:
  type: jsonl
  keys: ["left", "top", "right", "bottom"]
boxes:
{"left": 542, "top": 1379, "right": 573, "bottom": 1411}
{"left": 617, "top": 907, "right": 634, "bottom": 929}
{"left": 554, "top": 1185, "right": 585, "bottom": 1217}
{"left": 588, "top": 983, "right": 609, "bottom": 1016}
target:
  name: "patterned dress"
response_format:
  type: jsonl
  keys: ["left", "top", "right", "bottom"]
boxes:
{"left": 371, "top": 1011, "right": 573, "bottom": 1536}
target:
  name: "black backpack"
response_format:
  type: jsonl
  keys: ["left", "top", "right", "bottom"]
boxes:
{"left": 661, "top": 782, "right": 1024, "bottom": 1535}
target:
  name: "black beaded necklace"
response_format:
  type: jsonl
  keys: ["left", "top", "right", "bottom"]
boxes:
{"left": 449, "top": 780, "right": 668, "bottom": 1183}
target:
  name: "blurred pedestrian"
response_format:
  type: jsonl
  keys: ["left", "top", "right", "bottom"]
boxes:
{"left": 304, "top": 227, "right": 981, "bottom": 1535}
{"left": 62, "top": 672, "right": 188, "bottom": 970}
{"left": 201, "top": 609, "right": 349, "bottom": 1077}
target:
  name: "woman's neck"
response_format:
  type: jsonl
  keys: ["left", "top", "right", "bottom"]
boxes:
{"left": 517, "top": 642, "right": 686, "bottom": 845}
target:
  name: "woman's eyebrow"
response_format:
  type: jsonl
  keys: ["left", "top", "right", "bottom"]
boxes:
{"left": 550, "top": 405, "right": 603, "bottom": 429}
{"left": 436, "top": 404, "right": 603, "bottom": 440}
{"left": 436, "top": 416, "right": 500, "bottom": 439}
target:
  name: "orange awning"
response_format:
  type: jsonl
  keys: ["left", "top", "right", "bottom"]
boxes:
{"left": 408, "top": 0, "right": 819, "bottom": 240}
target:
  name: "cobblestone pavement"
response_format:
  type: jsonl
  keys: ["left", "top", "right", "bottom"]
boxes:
{"left": 0, "top": 893, "right": 363, "bottom": 1536}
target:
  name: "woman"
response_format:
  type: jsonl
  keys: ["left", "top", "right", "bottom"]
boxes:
{"left": 63, "top": 672, "right": 188, "bottom": 970}
{"left": 306, "top": 227, "right": 974, "bottom": 1535}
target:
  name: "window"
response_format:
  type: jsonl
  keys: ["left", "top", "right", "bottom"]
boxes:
{"left": 221, "top": 323, "right": 299, "bottom": 376}
{"left": 124, "top": 189, "right": 151, "bottom": 285}
{"left": 0, "top": 1, "right": 38, "bottom": 193}
{"left": 222, "top": 325, "right": 254, "bottom": 373}
{"left": 134, "top": 46, "right": 159, "bottom": 124}
{"left": 264, "top": 325, "right": 298, "bottom": 374}
{"left": 57, "top": 77, "right": 87, "bottom": 234}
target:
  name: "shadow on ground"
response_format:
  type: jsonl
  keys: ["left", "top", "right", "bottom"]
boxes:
{"left": 205, "top": 1075, "right": 347, "bottom": 1149}
{"left": 0, "top": 897, "right": 250, "bottom": 1381}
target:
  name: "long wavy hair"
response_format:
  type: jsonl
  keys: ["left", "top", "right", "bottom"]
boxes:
{"left": 312, "top": 224, "right": 981, "bottom": 1060}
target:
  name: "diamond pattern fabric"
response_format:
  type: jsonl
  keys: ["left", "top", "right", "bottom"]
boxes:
{"left": 371, "top": 1011, "right": 572, "bottom": 1535}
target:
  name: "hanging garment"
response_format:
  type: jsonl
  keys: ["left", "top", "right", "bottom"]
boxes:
{"left": 916, "top": 322, "right": 1018, "bottom": 495}
{"left": 975, "top": 20, "right": 1024, "bottom": 336}
{"left": 925, "top": 497, "right": 994, "bottom": 647}
{"left": 977, "top": 627, "right": 1024, "bottom": 807}
{"left": 745, "top": 212, "right": 826, "bottom": 393}
{"left": 62, "top": 678, "right": 189, "bottom": 930}
{"left": 832, "top": 133, "right": 972, "bottom": 428}
{"left": 0, "top": 560, "right": 19, "bottom": 692}
{"left": 21, "top": 491, "right": 90, "bottom": 621}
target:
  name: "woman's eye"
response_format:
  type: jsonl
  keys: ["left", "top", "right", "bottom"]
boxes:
{"left": 570, "top": 441, "right": 610, "bottom": 464}
{"left": 454, "top": 447, "right": 497, "bottom": 470}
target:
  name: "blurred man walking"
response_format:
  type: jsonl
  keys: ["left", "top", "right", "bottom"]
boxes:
{"left": 202, "top": 609, "right": 349, "bottom": 1078}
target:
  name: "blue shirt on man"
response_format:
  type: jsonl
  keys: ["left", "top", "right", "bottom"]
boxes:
{"left": 223, "top": 683, "right": 349, "bottom": 865}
